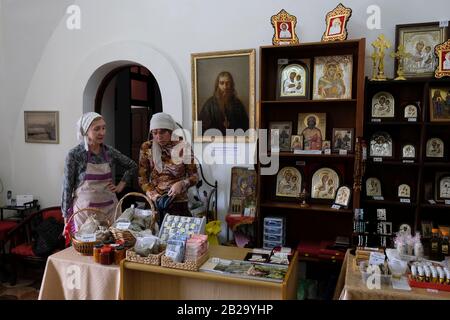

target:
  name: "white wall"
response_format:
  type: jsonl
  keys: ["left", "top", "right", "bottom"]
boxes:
{"left": 1, "top": 0, "right": 449, "bottom": 240}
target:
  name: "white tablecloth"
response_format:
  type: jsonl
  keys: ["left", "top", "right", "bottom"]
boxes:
{"left": 38, "top": 246, "right": 120, "bottom": 300}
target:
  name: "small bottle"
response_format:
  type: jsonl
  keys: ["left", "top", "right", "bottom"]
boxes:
{"left": 424, "top": 265, "right": 431, "bottom": 282}
{"left": 93, "top": 244, "right": 104, "bottom": 263}
{"left": 417, "top": 266, "right": 425, "bottom": 282}
{"left": 431, "top": 266, "right": 438, "bottom": 283}
{"left": 440, "top": 231, "right": 449, "bottom": 258}
{"left": 430, "top": 229, "right": 441, "bottom": 261}
{"left": 437, "top": 267, "right": 445, "bottom": 284}
{"left": 411, "top": 265, "right": 417, "bottom": 280}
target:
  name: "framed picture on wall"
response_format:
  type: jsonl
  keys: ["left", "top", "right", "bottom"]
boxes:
{"left": 269, "top": 121, "right": 292, "bottom": 152}
{"left": 332, "top": 128, "right": 354, "bottom": 152}
{"left": 24, "top": 111, "right": 59, "bottom": 144}
{"left": 395, "top": 22, "right": 449, "bottom": 78}
{"left": 191, "top": 49, "right": 256, "bottom": 142}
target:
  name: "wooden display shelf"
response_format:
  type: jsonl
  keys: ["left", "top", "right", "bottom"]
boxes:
{"left": 263, "top": 152, "right": 355, "bottom": 159}
{"left": 424, "top": 122, "right": 450, "bottom": 126}
{"left": 420, "top": 203, "right": 450, "bottom": 209}
{"left": 260, "top": 201, "right": 352, "bottom": 213}
{"left": 261, "top": 99, "right": 357, "bottom": 105}
{"left": 366, "top": 121, "right": 422, "bottom": 126}
{"left": 423, "top": 162, "right": 450, "bottom": 167}
{"left": 368, "top": 160, "right": 420, "bottom": 166}
{"left": 362, "top": 199, "right": 417, "bottom": 207}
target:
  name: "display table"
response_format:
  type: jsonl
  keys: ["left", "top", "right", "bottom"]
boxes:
{"left": 39, "top": 247, "right": 120, "bottom": 300}
{"left": 334, "top": 250, "right": 450, "bottom": 300}
{"left": 120, "top": 245, "right": 298, "bottom": 300}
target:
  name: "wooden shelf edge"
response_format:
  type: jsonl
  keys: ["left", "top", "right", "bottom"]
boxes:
{"left": 260, "top": 202, "right": 353, "bottom": 213}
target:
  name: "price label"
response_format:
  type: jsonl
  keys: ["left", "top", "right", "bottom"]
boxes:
{"left": 116, "top": 222, "right": 131, "bottom": 230}
{"left": 440, "top": 20, "right": 449, "bottom": 27}
{"left": 373, "top": 196, "right": 384, "bottom": 201}
{"left": 427, "top": 288, "right": 439, "bottom": 294}
{"left": 400, "top": 198, "right": 411, "bottom": 203}
{"left": 402, "top": 160, "right": 414, "bottom": 163}
{"left": 331, "top": 204, "right": 341, "bottom": 210}
{"left": 407, "top": 118, "right": 417, "bottom": 122}
{"left": 324, "top": 149, "right": 331, "bottom": 155}
{"left": 445, "top": 200, "right": 450, "bottom": 205}
{"left": 369, "top": 252, "right": 386, "bottom": 265}
{"left": 373, "top": 157, "right": 382, "bottom": 162}
{"left": 80, "top": 234, "right": 96, "bottom": 242}
{"left": 371, "top": 118, "right": 381, "bottom": 122}
{"left": 428, "top": 199, "right": 436, "bottom": 205}
{"left": 339, "top": 149, "right": 348, "bottom": 155}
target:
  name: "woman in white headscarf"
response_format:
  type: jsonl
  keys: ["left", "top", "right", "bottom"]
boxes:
{"left": 61, "top": 112, "right": 137, "bottom": 236}
{"left": 138, "top": 112, "right": 198, "bottom": 223}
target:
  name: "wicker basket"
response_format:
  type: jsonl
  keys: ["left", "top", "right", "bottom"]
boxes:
{"left": 67, "top": 207, "right": 106, "bottom": 256}
{"left": 125, "top": 247, "right": 165, "bottom": 266}
{"left": 161, "top": 251, "right": 209, "bottom": 271}
{"left": 110, "top": 192, "right": 157, "bottom": 247}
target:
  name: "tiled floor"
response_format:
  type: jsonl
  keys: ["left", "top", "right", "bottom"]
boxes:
{"left": 0, "top": 267, "right": 42, "bottom": 300}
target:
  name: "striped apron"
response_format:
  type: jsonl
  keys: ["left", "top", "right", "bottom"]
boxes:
{"left": 69, "top": 146, "right": 118, "bottom": 231}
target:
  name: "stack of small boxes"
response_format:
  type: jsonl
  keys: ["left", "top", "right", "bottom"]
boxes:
{"left": 263, "top": 216, "right": 286, "bottom": 249}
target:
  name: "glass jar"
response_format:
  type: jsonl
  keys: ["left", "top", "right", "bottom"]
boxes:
{"left": 114, "top": 246, "right": 125, "bottom": 265}
{"left": 100, "top": 247, "right": 112, "bottom": 265}
{"left": 93, "top": 244, "right": 104, "bottom": 263}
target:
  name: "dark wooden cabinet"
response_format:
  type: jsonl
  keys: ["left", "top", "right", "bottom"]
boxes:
{"left": 362, "top": 77, "right": 450, "bottom": 247}
{"left": 256, "top": 39, "right": 366, "bottom": 249}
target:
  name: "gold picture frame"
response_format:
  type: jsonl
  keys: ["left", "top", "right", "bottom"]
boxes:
{"left": 191, "top": 49, "right": 256, "bottom": 143}
{"left": 395, "top": 22, "right": 448, "bottom": 79}
{"left": 271, "top": 9, "right": 299, "bottom": 46}
{"left": 24, "top": 111, "right": 59, "bottom": 144}
{"left": 321, "top": 3, "right": 352, "bottom": 42}
{"left": 429, "top": 87, "right": 450, "bottom": 121}
{"left": 312, "top": 55, "right": 353, "bottom": 100}
{"left": 435, "top": 39, "right": 450, "bottom": 78}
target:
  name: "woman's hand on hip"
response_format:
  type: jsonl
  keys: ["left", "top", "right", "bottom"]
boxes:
{"left": 107, "top": 181, "right": 126, "bottom": 193}
{"left": 168, "top": 181, "right": 184, "bottom": 197}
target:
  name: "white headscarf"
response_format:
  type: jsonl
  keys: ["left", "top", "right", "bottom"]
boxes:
{"left": 149, "top": 112, "right": 176, "bottom": 173}
{"left": 76, "top": 112, "right": 103, "bottom": 151}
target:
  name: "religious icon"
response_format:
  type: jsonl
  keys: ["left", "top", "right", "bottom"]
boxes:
{"left": 276, "top": 167, "right": 302, "bottom": 198}
{"left": 398, "top": 184, "right": 411, "bottom": 198}
{"left": 311, "top": 167, "right": 340, "bottom": 200}
{"left": 435, "top": 173, "right": 450, "bottom": 201}
{"left": 332, "top": 128, "right": 354, "bottom": 152}
{"left": 370, "top": 132, "right": 393, "bottom": 158}
{"left": 271, "top": 9, "right": 299, "bottom": 46}
{"left": 403, "top": 103, "right": 419, "bottom": 119}
{"left": 402, "top": 144, "right": 416, "bottom": 159}
{"left": 426, "top": 137, "right": 444, "bottom": 158}
{"left": 366, "top": 177, "right": 382, "bottom": 197}
{"left": 290, "top": 135, "right": 303, "bottom": 150}
{"left": 312, "top": 55, "right": 353, "bottom": 100}
{"left": 334, "top": 185, "right": 351, "bottom": 207}
{"left": 321, "top": 3, "right": 352, "bottom": 42}
{"left": 297, "top": 113, "right": 326, "bottom": 151}
{"left": 269, "top": 121, "right": 292, "bottom": 152}
{"left": 276, "top": 59, "right": 311, "bottom": 100}
{"left": 429, "top": 87, "right": 450, "bottom": 122}
{"left": 371, "top": 91, "right": 395, "bottom": 118}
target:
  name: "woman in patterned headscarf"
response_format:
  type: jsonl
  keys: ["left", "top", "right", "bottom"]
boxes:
{"left": 138, "top": 112, "right": 198, "bottom": 223}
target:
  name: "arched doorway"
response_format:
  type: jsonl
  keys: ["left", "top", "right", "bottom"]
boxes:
{"left": 95, "top": 64, "right": 162, "bottom": 192}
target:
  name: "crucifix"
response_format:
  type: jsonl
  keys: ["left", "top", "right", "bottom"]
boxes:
{"left": 370, "top": 49, "right": 379, "bottom": 80}
{"left": 372, "top": 34, "right": 391, "bottom": 80}
{"left": 390, "top": 44, "right": 411, "bottom": 80}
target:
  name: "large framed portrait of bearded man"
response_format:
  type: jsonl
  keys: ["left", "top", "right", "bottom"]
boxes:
{"left": 191, "top": 49, "right": 256, "bottom": 143}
